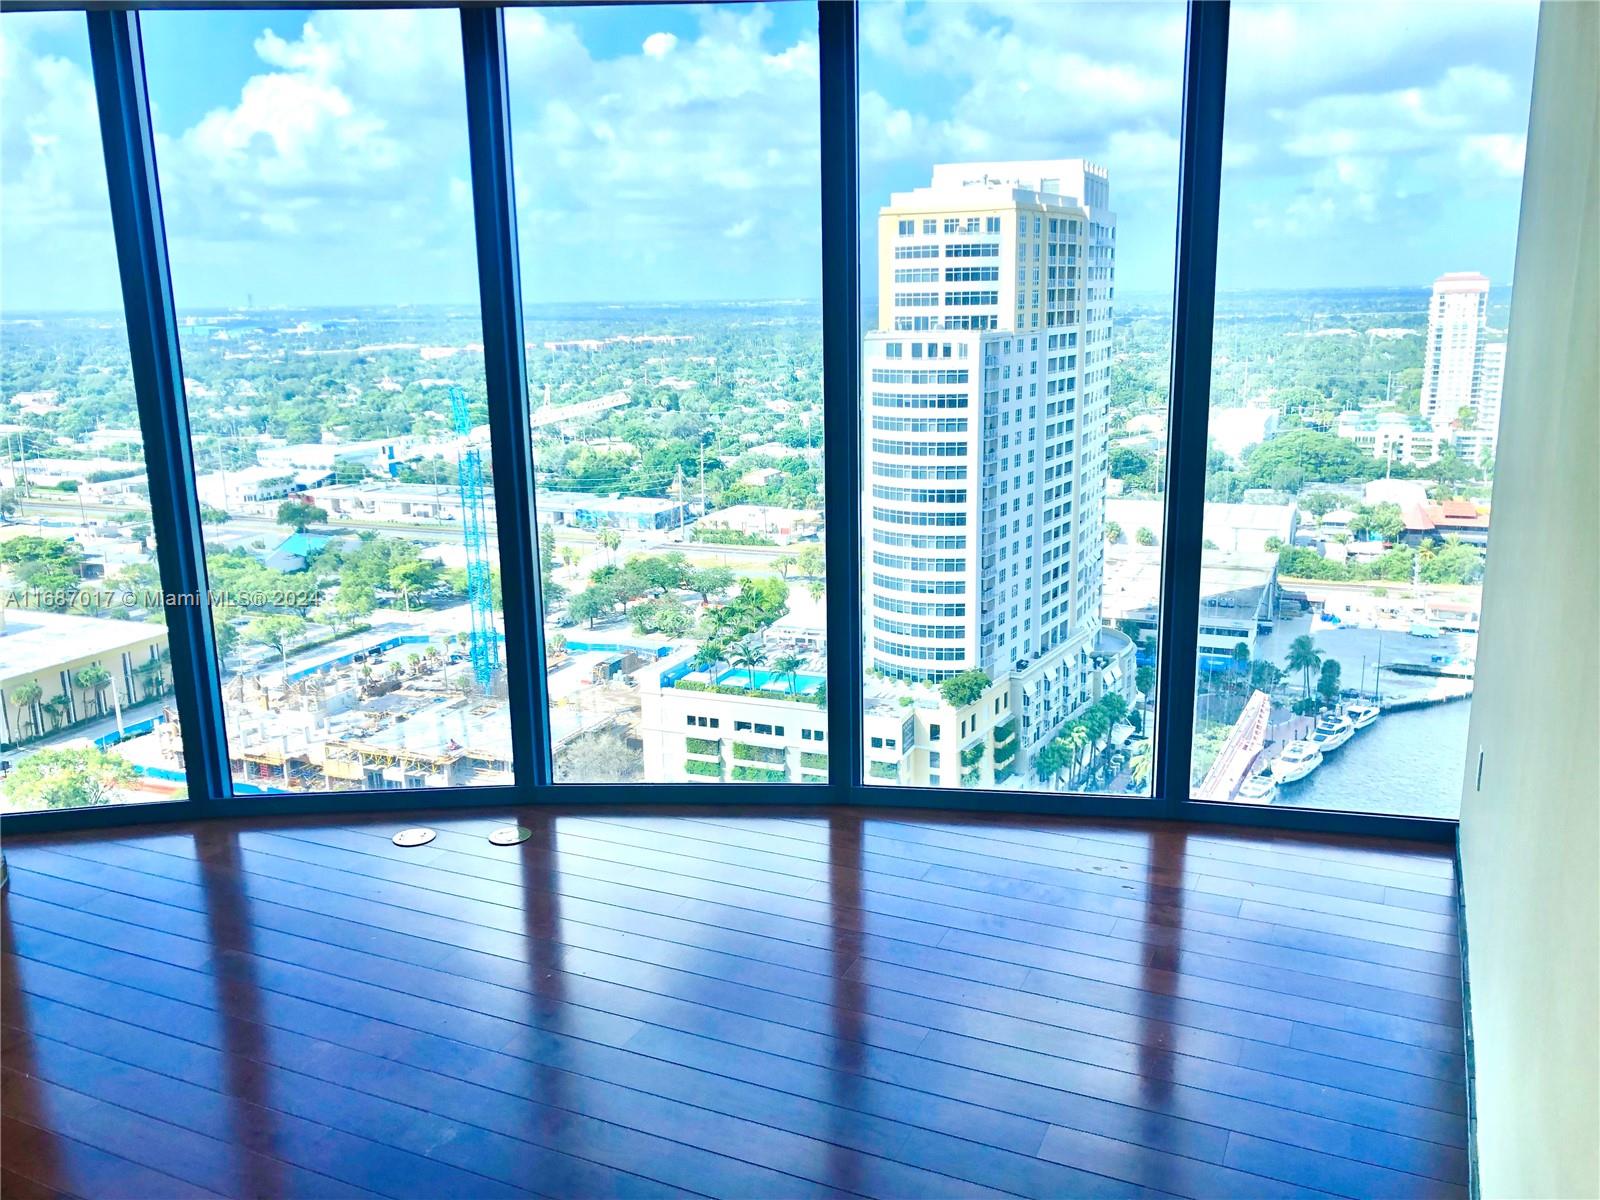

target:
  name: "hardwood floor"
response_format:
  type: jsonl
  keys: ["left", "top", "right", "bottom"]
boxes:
{"left": 1, "top": 809, "right": 1467, "bottom": 1199}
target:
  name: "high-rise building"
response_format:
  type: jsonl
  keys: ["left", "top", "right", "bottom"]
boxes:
{"left": 1420, "top": 271, "right": 1506, "bottom": 458}
{"left": 862, "top": 160, "right": 1118, "bottom": 761}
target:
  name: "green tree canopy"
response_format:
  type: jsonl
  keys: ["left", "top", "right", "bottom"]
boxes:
{"left": 940, "top": 669, "right": 991, "bottom": 709}
{"left": 7, "top": 747, "right": 136, "bottom": 810}
{"left": 277, "top": 500, "right": 328, "bottom": 531}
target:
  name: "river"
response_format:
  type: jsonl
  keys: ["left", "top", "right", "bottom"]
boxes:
{"left": 1272, "top": 698, "right": 1471, "bottom": 819}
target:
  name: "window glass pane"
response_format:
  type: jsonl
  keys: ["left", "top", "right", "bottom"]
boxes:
{"left": 507, "top": 4, "right": 826, "bottom": 784}
{"left": 1192, "top": 1, "right": 1537, "bottom": 816}
{"left": 858, "top": 0, "right": 1184, "bottom": 795}
{"left": 0, "top": 14, "right": 189, "bottom": 812}
{"left": 142, "top": 9, "right": 514, "bottom": 794}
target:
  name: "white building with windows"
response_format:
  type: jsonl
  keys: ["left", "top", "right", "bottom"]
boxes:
{"left": 862, "top": 160, "right": 1116, "bottom": 764}
{"left": 1336, "top": 410, "right": 1454, "bottom": 466}
{"left": 1420, "top": 271, "right": 1507, "bottom": 458}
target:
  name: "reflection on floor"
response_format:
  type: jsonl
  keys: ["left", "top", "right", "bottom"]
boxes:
{"left": 1, "top": 809, "right": 1467, "bottom": 1199}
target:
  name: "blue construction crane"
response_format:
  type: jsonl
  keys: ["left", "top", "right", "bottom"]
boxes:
{"left": 450, "top": 386, "right": 500, "bottom": 690}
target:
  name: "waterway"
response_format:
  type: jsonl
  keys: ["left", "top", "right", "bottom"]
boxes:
{"left": 1272, "top": 698, "right": 1470, "bottom": 819}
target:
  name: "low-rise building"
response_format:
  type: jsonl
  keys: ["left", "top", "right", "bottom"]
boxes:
{"left": 0, "top": 456, "right": 144, "bottom": 491}
{"left": 635, "top": 627, "right": 1139, "bottom": 793}
{"left": 1402, "top": 499, "right": 1491, "bottom": 547}
{"left": 256, "top": 435, "right": 438, "bottom": 479}
{"left": 1337, "top": 410, "right": 1453, "bottom": 466}
{"left": 1209, "top": 404, "right": 1279, "bottom": 462}
{"left": 739, "top": 467, "right": 784, "bottom": 489}
{"left": 196, "top": 466, "right": 333, "bottom": 513}
{"left": 538, "top": 492, "right": 688, "bottom": 531}
{"left": 696, "top": 504, "right": 820, "bottom": 544}
{"left": 1102, "top": 543, "right": 1279, "bottom": 666}
{"left": 0, "top": 607, "right": 169, "bottom": 747}
{"left": 312, "top": 481, "right": 478, "bottom": 525}
{"left": 1363, "top": 479, "right": 1432, "bottom": 510}
{"left": 635, "top": 648, "right": 831, "bottom": 785}
{"left": 1105, "top": 498, "right": 1296, "bottom": 555}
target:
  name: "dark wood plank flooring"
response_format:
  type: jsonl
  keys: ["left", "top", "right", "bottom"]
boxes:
{"left": 1, "top": 809, "right": 1467, "bottom": 1199}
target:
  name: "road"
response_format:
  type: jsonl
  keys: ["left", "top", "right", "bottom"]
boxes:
{"left": 14, "top": 495, "right": 799, "bottom": 570}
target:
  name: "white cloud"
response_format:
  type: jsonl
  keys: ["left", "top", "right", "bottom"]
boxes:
{"left": 642, "top": 32, "right": 677, "bottom": 60}
{"left": 132, "top": 9, "right": 481, "bottom": 305}
{"left": 0, "top": 0, "right": 1542, "bottom": 307}
{"left": 502, "top": 4, "right": 822, "bottom": 299}
{"left": 1460, "top": 133, "right": 1526, "bottom": 177}
{"left": 0, "top": 17, "right": 126, "bottom": 309}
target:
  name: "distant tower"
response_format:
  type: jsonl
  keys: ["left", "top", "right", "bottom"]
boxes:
{"left": 1420, "top": 272, "right": 1503, "bottom": 459}
{"left": 449, "top": 386, "right": 500, "bottom": 690}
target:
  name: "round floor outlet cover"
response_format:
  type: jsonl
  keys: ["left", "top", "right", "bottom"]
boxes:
{"left": 488, "top": 826, "right": 532, "bottom": 846}
{"left": 392, "top": 828, "right": 437, "bottom": 847}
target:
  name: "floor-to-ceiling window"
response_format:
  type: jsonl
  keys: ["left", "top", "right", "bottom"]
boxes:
{"left": 507, "top": 3, "right": 829, "bottom": 786}
{"left": 0, "top": 1, "right": 1521, "bottom": 836}
{"left": 856, "top": 0, "right": 1185, "bottom": 797}
{"left": 1188, "top": 0, "right": 1537, "bottom": 817}
{"left": 141, "top": 8, "right": 517, "bottom": 795}
{"left": 0, "top": 14, "right": 189, "bottom": 813}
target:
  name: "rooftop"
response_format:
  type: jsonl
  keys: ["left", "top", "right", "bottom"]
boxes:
{"left": 0, "top": 609, "right": 166, "bottom": 682}
{"left": 539, "top": 491, "right": 684, "bottom": 514}
{"left": 1102, "top": 544, "right": 1278, "bottom": 624}
{"left": 349, "top": 695, "right": 512, "bottom": 762}
{"left": 1405, "top": 501, "right": 1491, "bottom": 531}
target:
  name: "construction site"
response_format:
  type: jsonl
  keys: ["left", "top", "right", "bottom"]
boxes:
{"left": 229, "top": 385, "right": 513, "bottom": 793}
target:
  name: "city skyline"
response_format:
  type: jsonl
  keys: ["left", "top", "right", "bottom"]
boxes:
{"left": 0, "top": 276, "right": 1519, "bottom": 319}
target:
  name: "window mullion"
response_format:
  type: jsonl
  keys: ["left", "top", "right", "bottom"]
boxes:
{"left": 1153, "top": 0, "right": 1230, "bottom": 814}
{"left": 86, "top": 10, "right": 231, "bottom": 804}
{"left": 818, "top": 0, "right": 864, "bottom": 803}
{"left": 459, "top": 6, "right": 551, "bottom": 791}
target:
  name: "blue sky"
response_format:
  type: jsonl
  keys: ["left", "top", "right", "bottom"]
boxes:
{"left": 0, "top": 2, "right": 1538, "bottom": 312}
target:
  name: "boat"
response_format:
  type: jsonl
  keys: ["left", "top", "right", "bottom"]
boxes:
{"left": 1271, "top": 740, "right": 1324, "bottom": 784}
{"left": 1236, "top": 773, "right": 1278, "bottom": 805}
{"left": 1310, "top": 713, "right": 1355, "bottom": 752}
{"left": 1346, "top": 703, "right": 1380, "bottom": 730}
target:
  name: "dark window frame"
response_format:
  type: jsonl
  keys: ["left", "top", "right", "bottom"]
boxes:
{"left": 0, "top": 1, "right": 1456, "bottom": 843}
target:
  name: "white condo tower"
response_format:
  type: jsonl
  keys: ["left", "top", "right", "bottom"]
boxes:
{"left": 862, "top": 160, "right": 1116, "bottom": 756}
{"left": 1421, "top": 271, "right": 1505, "bottom": 460}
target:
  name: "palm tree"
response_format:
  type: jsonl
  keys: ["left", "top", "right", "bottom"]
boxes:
{"left": 1285, "top": 635, "right": 1323, "bottom": 697}
{"left": 13, "top": 679, "right": 43, "bottom": 738}
{"left": 806, "top": 580, "right": 825, "bottom": 603}
{"left": 1231, "top": 641, "right": 1251, "bottom": 675}
{"left": 774, "top": 555, "right": 796, "bottom": 580}
{"left": 598, "top": 528, "right": 621, "bottom": 564}
{"left": 1049, "top": 729, "right": 1088, "bottom": 784}
{"left": 1064, "top": 724, "right": 1091, "bottom": 784}
{"left": 134, "top": 659, "right": 165, "bottom": 699}
{"left": 43, "top": 693, "right": 72, "bottom": 732}
{"left": 1129, "top": 741, "right": 1153, "bottom": 788}
{"left": 704, "top": 605, "right": 738, "bottom": 640}
{"left": 770, "top": 652, "right": 803, "bottom": 695}
{"left": 728, "top": 638, "right": 766, "bottom": 688}
{"left": 74, "top": 664, "right": 113, "bottom": 718}
{"left": 692, "top": 641, "right": 725, "bottom": 683}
